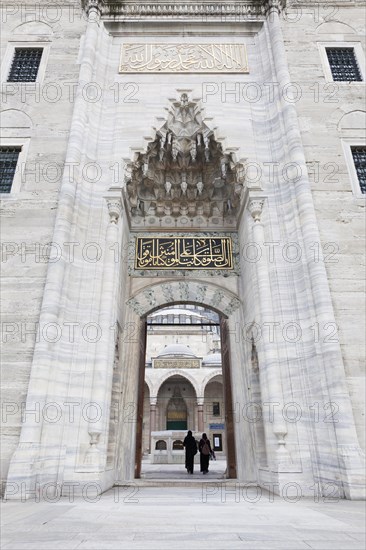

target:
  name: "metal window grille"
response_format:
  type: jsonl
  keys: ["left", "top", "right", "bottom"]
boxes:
{"left": 213, "top": 402, "right": 220, "bottom": 416}
{"left": 351, "top": 147, "right": 366, "bottom": 194}
{"left": 326, "top": 48, "right": 362, "bottom": 82}
{"left": 8, "top": 48, "right": 43, "bottom": 82}
{"left": 0, "top": 147, "right": 21, "bottom": 193}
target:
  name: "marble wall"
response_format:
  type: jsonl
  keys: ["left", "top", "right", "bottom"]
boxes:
{"left": 1, "top": 0, "right": 365, "bottom": 499}
{"left": 280, "top": 4, "right": 366, "bottom": 453}
{"left": 0, "top": 2, "right": 88, "bottom": 491}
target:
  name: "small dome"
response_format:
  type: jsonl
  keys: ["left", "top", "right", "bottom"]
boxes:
{"left": 157, "top": 343, "right": 197, "bottom": 358}
{"left": 202, "top": 352, "right": 221, "bottom": 365}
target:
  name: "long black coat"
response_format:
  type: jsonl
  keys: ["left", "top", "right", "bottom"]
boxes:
{"left": 183, "top": 435, "right": 197, "bottom": 473}
{"left": 199, "top": 438, "right": 212, "bottom": 473}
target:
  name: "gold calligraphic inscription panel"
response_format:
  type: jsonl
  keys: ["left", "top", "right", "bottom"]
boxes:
{"left": 135, "top": 237, "right": 233, "bottom": 270}
{"left": 154, "top": 359, "right": 201, "bottom": 369}
{"left": 119, "top": 44, "right": 248, "bottom": 73}
{"left": 167, "top": 411, "right": 187, "bottom": 420}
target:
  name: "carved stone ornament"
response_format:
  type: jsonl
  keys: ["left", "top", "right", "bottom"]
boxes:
{"left": 83, "top": 0, "right": 103, "bottom": 17}
{"left": 126, "top": 281, "right": 241, "bottom": 316}
{"left": 102, "top": 2, "right": 277, "bottom": 19}
{"left": 248, "top": 198, "right": 264, "bottom": 222}
{"left": 106, "top": 199, "right": 122, "bottom": 224}
{"left": 126, "top": 297, "right": 145, "bottom": 316}
{"left": 161, "top": 283, "right": 174, "bottom": 303}
{"left": 125, "top": 94, "right": 245, "bottom": 227}
{"left": 225, "top": 297, "right": 241, "bottom": 315}
{"left": 106, "top": 197, "right": 122, "bottom": 224}
{"left": 264, "top": 0, "right": 286, "bottom": 14}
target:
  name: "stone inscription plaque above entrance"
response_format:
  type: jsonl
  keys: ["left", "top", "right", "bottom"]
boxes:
{"left": 135, "top": 236, "right": 233, "bottom": 270}
{"left": 129, "top": 232, "right": 239, "bottom": 277}
{"left": 119, "top": 44, "right": 248, "bottom": 73}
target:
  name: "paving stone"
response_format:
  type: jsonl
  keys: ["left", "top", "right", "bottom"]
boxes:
{"left": 1, "top": 487, "right": 365, "bottom": 550}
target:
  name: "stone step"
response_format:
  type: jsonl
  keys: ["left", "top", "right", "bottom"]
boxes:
{"left": 115, "top": 479, "right": 257, "bottom": 488}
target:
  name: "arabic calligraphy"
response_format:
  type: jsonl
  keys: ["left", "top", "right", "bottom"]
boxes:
{"left": 154, "top": 359, "right": 201, "bottom": 369}
{"left": 135, "top": 237, "right": 233, "bottom": 270}
{"left": 119, "top": 44, "right": 248, "bottom": 73}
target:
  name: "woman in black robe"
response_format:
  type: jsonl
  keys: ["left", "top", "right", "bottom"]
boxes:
{"left": 183, "top": 430, "right": 197, "bottom": 474}
{"left": 199, "top": 432, "right": 212, "bottom": 474}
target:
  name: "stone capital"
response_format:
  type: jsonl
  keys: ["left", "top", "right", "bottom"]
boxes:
{"left": 264, "top": 0, "right": 286, "bottom": 14}
{"left": 83, "top": 0, "right": 103, "bottom": 18}
{"left": 248, "top": 197, "right": 265, "bottom": 223}
{"left": 106, "top": 198, "right": 122, "bottom": 225}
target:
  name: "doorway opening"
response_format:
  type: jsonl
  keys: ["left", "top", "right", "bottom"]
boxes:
{"left": 166, "top": 384, "right": 188, "bottom": 430}
{"left": 135, "top": 303, "right": 237, "bottom": 480}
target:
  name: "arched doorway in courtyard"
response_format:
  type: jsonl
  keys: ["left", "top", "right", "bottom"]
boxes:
{"left": 134, "top": 302, "right": 236, "bottom": 479}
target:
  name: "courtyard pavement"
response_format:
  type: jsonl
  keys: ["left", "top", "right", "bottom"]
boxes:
{"left": 140, "top": 455, "right": 227, "bottom": 479}
{"left": 1, "top": 480, "right": 365, "bottom": 550}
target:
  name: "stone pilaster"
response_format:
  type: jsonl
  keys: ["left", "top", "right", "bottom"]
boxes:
{"left": 248, "top": 196, "right": 293, "bottom": 473}
{"left": 84, "top": 195, "right": 123, "bottom": 471}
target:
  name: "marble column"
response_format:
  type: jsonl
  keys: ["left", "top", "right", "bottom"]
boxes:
{"left": 150, "top": 400, "right": 157, "bottom": 433}
{"left": 197, "top": 401, "right": 204, "bottom": 433}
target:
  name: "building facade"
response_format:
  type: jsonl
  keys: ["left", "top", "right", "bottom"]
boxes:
{"left": 0, "top": 0, "right": 365, "bottom": 499}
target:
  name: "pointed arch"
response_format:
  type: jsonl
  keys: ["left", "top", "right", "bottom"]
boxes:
{"left": 201, "top": 369, "right": 223, "bottom": 395}
{"left": 127, "top": 279, "right": 240, "bottom": 318}
{"left": 154, "top": 370, "right": 199, "bottom": 398}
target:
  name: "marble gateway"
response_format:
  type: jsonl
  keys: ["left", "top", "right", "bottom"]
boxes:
{"left": 0, "top": 0, "right": 365, "bottom": 500}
